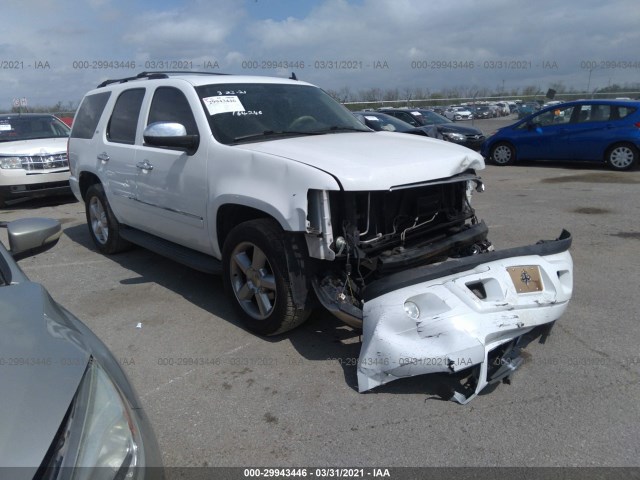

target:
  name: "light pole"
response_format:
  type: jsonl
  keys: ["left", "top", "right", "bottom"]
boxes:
{"left": 587, "top": 68, "right": 594, "bottom": 98}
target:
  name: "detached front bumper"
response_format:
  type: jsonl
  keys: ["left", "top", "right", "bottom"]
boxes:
{"left": 358, "top": 230, "right": 573, "bottom": 403}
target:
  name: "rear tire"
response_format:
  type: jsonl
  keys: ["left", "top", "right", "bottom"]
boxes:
{"left": 222, "top": 218, "right": 310, "bottom": 336}
{"left": 490, "top": 142, "right": 516, "bottom": 166}
{"left": 606, "top": 143, "right": 638, "bottom": 171}
{"left": 85, "top": 184, "right": 131, "bottom": 254}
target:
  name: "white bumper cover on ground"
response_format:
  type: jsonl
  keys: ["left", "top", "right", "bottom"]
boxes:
{"left": 358, "top": 231, "right": 573, "bottom": 403}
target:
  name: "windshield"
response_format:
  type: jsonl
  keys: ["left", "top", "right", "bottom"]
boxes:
{"left": 196, "top": 83, "right": 369, "bottom": 144}
{"left": 0, "top": 116, "right": 70, "bottom": 143}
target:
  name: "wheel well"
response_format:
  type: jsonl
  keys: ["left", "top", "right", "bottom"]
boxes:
{"left": 216, "top": 204, "right": 273, "bottom": 250}
{"left": 492, "top": 140, "right": 514, "bottom": 149}
{"left": 605, "top": 141, "right": 638, "bottom": 157}
{"left": 491, "top": 141, "right": 515, "bottom": 154}
{"left": 78, "top": 172, "right": 102, "bottom": 201}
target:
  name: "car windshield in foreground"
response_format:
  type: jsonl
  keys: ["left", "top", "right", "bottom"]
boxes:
{"left": 0, "top": 116, "right": 70, "bottom": 142}
{"left": 196, "top": 83, "right": 369, "bottom": 144}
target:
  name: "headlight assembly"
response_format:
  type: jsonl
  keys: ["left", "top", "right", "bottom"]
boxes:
{"left": 442, "top": 132, "right": 466, "bottom": 143}
{"left": 43, "top": 358, "right": 146, "bottom": 480}
{"left": 0, "top": 156, "right": 25, "bottom": 169}
{"left": 465, "top": 179, "right": 484, "bottom": 204}
{"left": 404, "top": 301, "right": 420, "bottom": 320}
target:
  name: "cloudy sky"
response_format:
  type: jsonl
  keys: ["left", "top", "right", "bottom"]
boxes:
{"left": 1, "top": 0, "right": 639, "bottom": 108}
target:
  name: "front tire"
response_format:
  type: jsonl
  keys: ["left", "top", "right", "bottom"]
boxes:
{"left": 490, "top": 142, "right": 516, "bottom": 166}
{"left": 85, "top": 183, "right": 131, "bottom": 254}
{"left": 606, "top": 143, "right": 638, "bottom": 171}
{"left": 222, "top": 218, "right": 310, "bottom": 336}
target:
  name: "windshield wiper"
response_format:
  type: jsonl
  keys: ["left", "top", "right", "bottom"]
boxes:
{"left": 232, "top": 126, "right": 367, "bottom": 143}
{"left": 232, "top": 129, "right": 327, "bottom": 143}
{"left": 309, "top": 126, "right": 369, "bottom": 134}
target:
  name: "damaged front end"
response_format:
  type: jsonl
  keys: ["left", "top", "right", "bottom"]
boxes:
{"left": 309, "top": 172, "right": 489, "bottom": 328}
{"left": 305, "top": 171, "right": 573, "bottom": 403}
{"left": 357, "top": 230, "right": 573, "bottom": 403}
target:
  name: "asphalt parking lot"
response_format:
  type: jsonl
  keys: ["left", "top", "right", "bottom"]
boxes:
{"left": 2, "top": 116, "right": 639, "bottom": 470}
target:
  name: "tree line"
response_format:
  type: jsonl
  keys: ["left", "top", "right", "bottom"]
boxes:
{"left": 3, "top": 82, "right": 638, "bottom": 115}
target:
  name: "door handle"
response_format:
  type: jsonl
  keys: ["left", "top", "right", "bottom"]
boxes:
{"left": 97, "top": 152, "right": 110, "bottom": 162}
{"left": 136, "top": 160, "right": 153, "bottom": 171}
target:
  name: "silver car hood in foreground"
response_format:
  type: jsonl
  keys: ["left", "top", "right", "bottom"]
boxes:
{"left": 0, "top": 281, "right": 89, "bottom": 469}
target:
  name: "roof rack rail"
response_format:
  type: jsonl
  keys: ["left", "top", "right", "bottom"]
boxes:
{"left": 97, "top": 70, "right": 229, "bottom": 88}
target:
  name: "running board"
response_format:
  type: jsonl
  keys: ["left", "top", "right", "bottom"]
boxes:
{"left": 120, "top": 227, "right": 222, "bottom": 274}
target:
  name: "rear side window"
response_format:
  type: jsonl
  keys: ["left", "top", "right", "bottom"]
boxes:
{"left": 70, "top": 92, "right": 111, "bottom": 139}
{"left": 107, "top": 89, "right": 145, "bottom": 144}
{"left": 615, "top": 106, "right": 636, "bottom": 120}
{"left": 576, "top": 104, "right": 611, "bottom": 122}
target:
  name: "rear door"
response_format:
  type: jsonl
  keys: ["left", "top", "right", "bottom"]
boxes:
{"left": 567, "top": 103, "right": 616, "bottom": 161}
{"left": 101, "top": 88, "right": 146, "bottom": 225}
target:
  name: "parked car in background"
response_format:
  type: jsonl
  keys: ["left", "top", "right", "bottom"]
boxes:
{"left": 352, "top": 111, "right": 438, "bottom": 138}
{"left": 379, "top": 108, "right": 485, "bottom": 150}
{"left": 0, "top": 113, "right": 71, "bottom": 207}
{"left": 444, "top": 106, "right": 473, "bottom": 121}
{"left": 487, "top": 104, "right": 501, "bottom": 117}
{"left": 481, "top": 99, "right": 640, "bottom": 170}
{"left": 495, "top": 102, "right": 511, "bottom": 116}
{"left": 0, "top": 217, "right": 163, "bottom": 477}
{"left": 469, "top": 105, "right": 492, "bottom": 119}
{"left": 517, "top": 103, "right": 540, "bottom": 119}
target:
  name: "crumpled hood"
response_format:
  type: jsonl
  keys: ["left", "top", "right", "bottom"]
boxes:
{"left": 0, "top": 282, "right": 89, "bottom": 469}
{"left": 236, "top": 131, "right": 485, "bottom": 190}
{"left": 0, "top": 137, "right": 68, "bottom": 155}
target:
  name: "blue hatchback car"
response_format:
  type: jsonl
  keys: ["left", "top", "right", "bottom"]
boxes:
{"left": 481, "top": 99, "right": 640, "bottom": 170}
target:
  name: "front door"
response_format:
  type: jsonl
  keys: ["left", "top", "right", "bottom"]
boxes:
{"left": 133, "top": 86, "right": 209, "bottom": 252}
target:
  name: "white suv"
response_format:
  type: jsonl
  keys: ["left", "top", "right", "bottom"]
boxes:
{"left": 68, "top": 72, "right": 573, "bottom": 402}
{"left": 0, "top": 114, "right": 71, "bottom": 207}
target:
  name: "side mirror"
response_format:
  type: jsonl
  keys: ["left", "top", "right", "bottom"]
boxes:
{"left": 6, "top": 218, "right": 62, "bottom": 261}
{"left": 143, "top": 122, "right": 199, "bottom": 152}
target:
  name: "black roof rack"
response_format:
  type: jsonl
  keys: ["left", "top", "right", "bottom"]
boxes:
{"left": 97, "top": 71, "right": 229, "bottom": 88}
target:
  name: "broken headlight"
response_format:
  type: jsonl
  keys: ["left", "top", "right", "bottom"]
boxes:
{"left": 465, "top": 179, "right": 484, "bottom": 204}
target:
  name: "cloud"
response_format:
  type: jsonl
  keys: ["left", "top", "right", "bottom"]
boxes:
{"left": 1, "top": 0, "right": 639, "bottom": 106}
{"left": 122, "top": 2, "right": 245, "bottom": 59}
{"left": 238, "top": 0, "right": 640, "bottom": 92}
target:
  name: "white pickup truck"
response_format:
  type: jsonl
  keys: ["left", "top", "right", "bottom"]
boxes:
{"left": 68, "top": 72, "right": 573, "bottom": 402}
